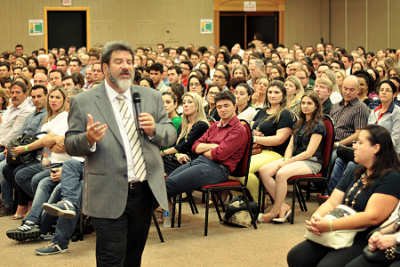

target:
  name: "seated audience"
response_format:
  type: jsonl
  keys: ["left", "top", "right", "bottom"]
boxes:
{"left": 162, "top": 92, "right": 181, "bottom": 132}
{"left": 234, "top": 82, "right": 257, "bottom": 122}
{"left": 258, "top": 92, "right": 325, "bottom": 223}
{"left": 205, "top": 83, "right": 222, "bottom": 122}
{"left": 327, "top": 75, "right": 370, "bottom": 193}
{"left": 166, "top": 91, "right": 247, "bottom": 198}
{"left": 287, "top": 125, "right": 400, "bottom": 267}
{"left": 247, "top": 80, "right": 295, "bottom": 202}
{"left": 161, "top": 92, "right": 209, "bottom": 175}
{"left": 314, "top": 77, "right": 334, "bottom": 114}
{"left": 284, "top": 75, "right": 304, "bottom": 116}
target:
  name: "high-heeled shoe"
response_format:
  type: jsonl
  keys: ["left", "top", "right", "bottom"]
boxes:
{"left": 257, "top": 212, "right": 278, "bottom": 223}
{"left": 11, "top": 214, "right": 24, "bottom": 220}
{"left": 272, "top": 209, "right": 292, "bottom": 224}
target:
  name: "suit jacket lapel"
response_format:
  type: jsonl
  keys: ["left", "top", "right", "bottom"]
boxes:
{"left": 94, "top": 85, "right": 124, "bottom": 148}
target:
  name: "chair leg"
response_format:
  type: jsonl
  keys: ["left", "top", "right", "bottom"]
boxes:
{"left": 152, "top": 211, "right": 164, "bottom": 243}
{"left": 258, "top": 181, "right": 265, "bottom": 213}
{"left": 187, "top": 192, "right": 198, "bottom": 214}
{"left": 295, "top": 183, "right": 308, "bottom": 212}
{"left": 171, "top": 195, "right": 176, "bottom": 228}
{"left": 241, "top": 189, "right": 257, "bottom": 229}
{"left": 294, "top": 183, "right": 306, "bottom": 212}
{"left": 291, "top": 184, "right": 296, "bottom": 224}
{"left": 298, "top": 184, "right": 308, "bottom": 212}
{"left": 178, "top": 193, "right": 182, "bottom": 228}
{"left": 204, "top": 191, "right": 209, "bottom": 236}
{"left": 216, "top": 192, "right": 226, "bottom": 212}
{"left": 211, "top": 192, "right": 223, "bottom": 222}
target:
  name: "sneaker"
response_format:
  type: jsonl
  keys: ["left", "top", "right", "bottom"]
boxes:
{"left": 6, "top": 220, "right": 40, "bottom": 241}
{"left": 35, "top": 242, "right": 68, "bottom": 256}
{"left": 42, "top": 200, "right": 76, "bottom": 219}
{"left": 40, "top": 232, "right": 55, "bottom": 241}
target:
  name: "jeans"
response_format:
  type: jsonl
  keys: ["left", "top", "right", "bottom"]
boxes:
{"left": 59, "top": 159, "right": 84, "bottom": 208}
{"left": 25, "top": 177, "right": 59, "bottom": 224}
{"left": 14, "top": 162, "right": 44, "bottom": 197}
{"left": 0, "top": 159, "right": 12, "bottom": 208}
{"left": 166, "top": 155, "right": 229, "bottom": 197}
{"left": 51, "top": 159, "right": 84, "bottom": 248}
{"left": 51, "top": 182, "right": 82, "bottom": 248}
{"left": 327, "top": 157, "right": 347, "bottom": 193}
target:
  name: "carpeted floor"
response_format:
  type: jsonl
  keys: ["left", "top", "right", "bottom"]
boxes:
{"left": 0, "top": 197, "right": 319, "bottom": 267}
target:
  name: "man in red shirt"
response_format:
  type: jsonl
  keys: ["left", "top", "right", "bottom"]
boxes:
{"left": 166, "top": 91, "right": 247, "bottom": 197}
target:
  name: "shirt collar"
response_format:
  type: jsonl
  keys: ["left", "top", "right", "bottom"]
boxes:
{"left": 340, "top": 98, "right": 359, "bottom": 106}
{"left": 217, "top": 115, "right": 239, "bottom": 128}
{"left": 105, "top": 80, "right": 132, "bottom": 103}
{"left": 374, "top": 101, "right": 395, "bottom": 113}
{"left": 10, "top": 98, "right": 30, "bottom": 111}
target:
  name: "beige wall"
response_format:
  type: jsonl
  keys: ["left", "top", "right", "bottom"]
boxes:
{"left": 0, "top": 0, "right": 214, "bottom": 53}
{"left": 285, "top": 0, "right": 330, "bottom": 48}
{"left": 1, "top": 0, "right": 399, "bottom": 54}
{"left": 285, "top": 0, "right": 400, "bottom": 51}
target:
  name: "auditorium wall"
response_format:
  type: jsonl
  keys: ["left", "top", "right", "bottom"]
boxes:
{"left": 1, "top": 0, "right": 400, "bottom": 53}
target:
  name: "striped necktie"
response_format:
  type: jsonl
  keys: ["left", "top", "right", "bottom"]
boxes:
{"left": 116, "top": 95, "right": 147, "bottom": 181}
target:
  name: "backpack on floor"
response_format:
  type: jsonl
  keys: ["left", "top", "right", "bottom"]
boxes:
{"left": 223, "top": 195, "right": 258, "bottom": 228}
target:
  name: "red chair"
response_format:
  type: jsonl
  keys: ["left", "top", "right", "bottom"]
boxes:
{"left": 171, "top": 120, "right": 256, "bottom": 236}
{"left": 286, "top": 114, "right": 335, "bottom": 224}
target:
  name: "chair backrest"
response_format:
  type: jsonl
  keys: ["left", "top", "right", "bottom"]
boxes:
{"left": 320, "top": 114, "right": 335, "bottom": 177}
{"left": 231, "top": 120, "right": 253, "bottom": 184}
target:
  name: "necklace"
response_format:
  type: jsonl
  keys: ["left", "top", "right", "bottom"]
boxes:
{"left": 344, "top": 173, "right": 367, "bottom": 208}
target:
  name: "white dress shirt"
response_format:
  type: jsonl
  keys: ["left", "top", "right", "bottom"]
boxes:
{"left": 105, "top": 81, "right": 143, "bottom": 182}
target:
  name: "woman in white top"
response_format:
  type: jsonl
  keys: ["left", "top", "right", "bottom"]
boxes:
{"left": 12, "top": 87, "right": 70, "bottom": 218}
{"left": 234, "top": 83, "right": 257, "bottom": 123}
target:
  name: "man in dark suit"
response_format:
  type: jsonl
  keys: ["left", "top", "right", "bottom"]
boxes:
{"left": 64, "top": 41, "right": 176, "bottom": 267}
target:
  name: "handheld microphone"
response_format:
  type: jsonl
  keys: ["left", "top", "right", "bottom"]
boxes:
{"left": 132, "top": 92, "right": 144, "bottom": 135}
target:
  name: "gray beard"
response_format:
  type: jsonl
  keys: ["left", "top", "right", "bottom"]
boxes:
{"left": 109, "top": 73, "right": 134, "bottom": 92}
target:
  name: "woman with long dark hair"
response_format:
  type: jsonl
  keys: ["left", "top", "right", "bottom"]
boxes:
{"left": 258, "top": 92, "right": 325, "bottom": 223}
{"left": 246, "top": 80, "right": 295, "bottom": 202}
{"left": 287, "top": 125, "right": 400, "bottom": 267}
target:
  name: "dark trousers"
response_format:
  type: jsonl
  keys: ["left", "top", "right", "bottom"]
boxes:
{"left": 345, "top": 254, "right": 400, "bottom": 267}
{"left": 287, "top": 235, "right": 367, "bottom": 267}
{"left": 91, "top": 182, "right": 156, "bottom": 267}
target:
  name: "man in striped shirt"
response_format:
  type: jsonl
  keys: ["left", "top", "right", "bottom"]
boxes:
{"left": 327, "top": 75, "right": 370, "bottom": 193}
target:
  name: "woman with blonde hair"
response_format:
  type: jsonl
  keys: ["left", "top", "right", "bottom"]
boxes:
{"left": 161, "top": 92, "right": 209, "bottom": 175}
{"left": 322, "top": 69, "right": 343, "bottom": 104}
{"left": 252, "top": 77, "right": 269, "bottom": 109}
{"left": 284, "top": 75, "right": 304, "bottom": 116}
{"left": 10, "top": 87, "right": 69, "bottom": 219}
{"left": 314, "top": 77, "right": 334, "bottom": 114}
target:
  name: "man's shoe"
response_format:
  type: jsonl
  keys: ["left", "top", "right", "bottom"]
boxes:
{"left": 35, "top": 242, "right": 68, "bottom": 256}
{"left": 42, "top": 200, "right": 76, "bottom": 219}
{"left": 6, "top": 220, "right": 40, "bottom": 241}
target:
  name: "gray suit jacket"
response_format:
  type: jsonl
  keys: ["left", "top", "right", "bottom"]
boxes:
{"left": 65, "top": 83, "right": 176, "bottom": 218}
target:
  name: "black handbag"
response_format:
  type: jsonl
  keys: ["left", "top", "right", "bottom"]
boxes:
{"left": 6, "top": 134, "right": 41, "bottom": 165}
{"left": 363, "top": 245, "right": 400, "bottom": 263}
{"left": 363, "top": 210, "right": 400, "bottom": 263}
